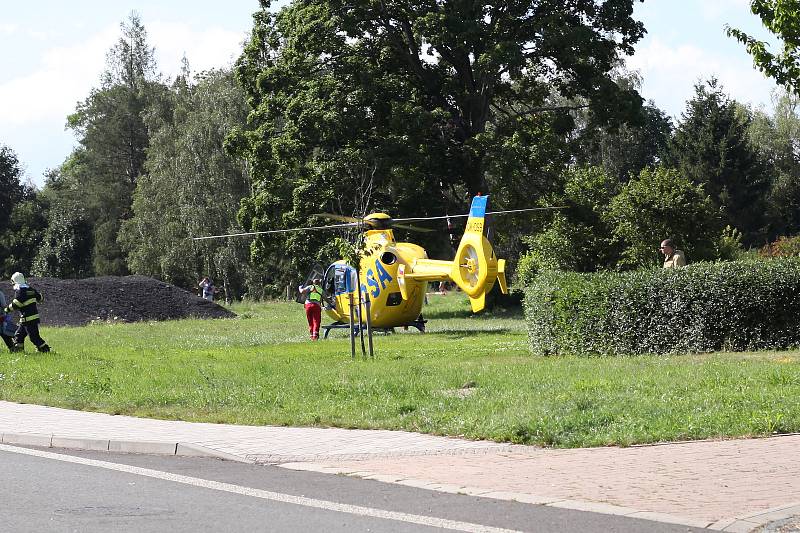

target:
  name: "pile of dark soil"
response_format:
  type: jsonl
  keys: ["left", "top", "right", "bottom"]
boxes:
{"left": 0, "top": 275, "right": 235, "bottom": 327}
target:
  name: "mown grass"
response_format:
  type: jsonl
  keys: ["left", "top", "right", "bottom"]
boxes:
{"left": 1, "top": 291, "right": 799, "bottom": 448}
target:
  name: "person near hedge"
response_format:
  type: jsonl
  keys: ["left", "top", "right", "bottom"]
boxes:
{"left": 0, "top": 290, "right": 17, "bottom": 351}
{"left": 4, "top": 272, "right": 50, "bottom": 353}
{"left": 660, "top": 239, "right": 687, "bottom": 269}
{"left": 298, "top": 278, "right": 324, "bottom": 341}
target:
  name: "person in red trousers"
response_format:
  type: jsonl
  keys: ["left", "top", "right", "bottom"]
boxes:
{"left": 298, "top": 278, "right": 323, "bottom": 340}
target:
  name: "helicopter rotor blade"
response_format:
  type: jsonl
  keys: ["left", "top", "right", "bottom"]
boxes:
{"left": 314, "top": 213, "right": 363, "bottom": 223}
{"left": 191, "top": 221, "right": 361, "bottom": 240}
{"left": 392, "top": 206, "right": 566, "bottom": 223}
{"left": 315, "top": 213, "right": 433, "bottom": 232}
{"left": 392, "top": 223, "right": 435, "bottom": 232}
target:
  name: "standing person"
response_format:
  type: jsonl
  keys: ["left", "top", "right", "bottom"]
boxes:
{"left": 0, "top": 290, "right": 16, "bottom": 351}
{"left": 299, "top": 278, "right": 324, "bottom": 340}
{"left": 198, "top": 277, "right": 215, "bottom": 301}
{"left": 660, "top": 239, "right": 687, "bottom": 269}
{"left": 4, "top": 272, "right": 50, "bottom": 353}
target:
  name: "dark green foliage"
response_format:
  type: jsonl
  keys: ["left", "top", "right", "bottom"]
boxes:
{"left": 231, "top": 0, "right": 647, "bottom": 286}
{"left": 32, "top": 203, "right": 94, "bottom": 278}
{"left": 0, "top": 145, "right": 26, "bottom": 230}
{"left": 515, "top": 166, "right": 721, "bottom": 282}
{"left": 573, "top": 71, "right": 673, "bottom": 181}
{"left": 0, "top": 193, "right": 48, "bottom": 278}
{"left": 525, "top": 258, "right": 800, "bottom": 355}
{"left": 606, "top": 167, "right": 720, "bottom": 268}
{"left": 119, "top": 68, "right": 253, "bottom": 298}
{"left": 667, "top": 79, "right": 769, "bottom": 242}
{"left": 0, "top": 145, "right": 47, "bottom": 277}
{"left": 518, "top": 166, "right": 620, "bottom": 281}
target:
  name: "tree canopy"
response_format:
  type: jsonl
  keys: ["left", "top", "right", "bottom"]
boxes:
{"left": 667, "top": 79, "right": 769, "bottom": 243}
{"left": 231, "top": 0, "right": 647, "bottom": 283}
{"left": 36, "top": 12, "right": 163, "bottom": 277}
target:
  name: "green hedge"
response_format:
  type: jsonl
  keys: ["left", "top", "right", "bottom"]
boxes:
{"left": 524, "top": 258, "right": 800, "bottom": 355}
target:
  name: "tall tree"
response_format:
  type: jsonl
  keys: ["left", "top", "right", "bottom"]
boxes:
{"left": 41, "top": 12, "right": 163, "bottom": 277}
{"left": 749, "top": 90, "right": 800, "bottom": 237}
{"left": 231, "top": 0, "right": 646, "bottom": 284}
{"left": 0, "top": 145, "right": 26, "bottom": 231}
{"left": 0, "top": 145, "right": 47, "bottom": 277}
{"left": 574, "top": 99, "right": 673, "bottom": 182}
{"left": 570, "top": 69, "right": 672, "bottom": 182}
{"left": 120, "top": 68, "right": 254, "bottom": 298}
{"left": 667, "top": 79, "right": 770, "bottom": 243}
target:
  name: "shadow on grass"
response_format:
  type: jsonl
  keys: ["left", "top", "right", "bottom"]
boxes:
{"left": 320, "top": 328, "right": 521, "bottom": 339}
{"left": 425, "top": 306, "right": 525, "bottom": 320}
{"left": 426, "top": 328, "right": 519, "bottom": 337}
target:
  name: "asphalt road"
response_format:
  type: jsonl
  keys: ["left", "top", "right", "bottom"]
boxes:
{"left": 0, "top": 444, "right": 711, "bottom": 532}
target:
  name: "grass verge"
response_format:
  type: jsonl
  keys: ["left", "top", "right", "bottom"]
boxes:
{"left": 0, "top": 291, "right": 798, "bottom": 448}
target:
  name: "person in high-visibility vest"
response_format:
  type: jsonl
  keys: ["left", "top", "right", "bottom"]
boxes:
{"left": 4, "top": 272, "right": 50, "bottom": 353}
{"left": 298, "top": 278, "right": 324, "bottom": 340}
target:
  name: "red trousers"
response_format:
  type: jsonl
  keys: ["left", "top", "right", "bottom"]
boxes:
{"left": 304, "top": 303, "right": 321, "bottom": 339}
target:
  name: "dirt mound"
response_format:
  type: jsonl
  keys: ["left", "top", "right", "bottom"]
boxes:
{"left": 0, "top": 275, "right": 235, "bottom": 327}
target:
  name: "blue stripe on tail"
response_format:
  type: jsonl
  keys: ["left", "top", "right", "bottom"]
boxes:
{"left": 469, "top": 195, "right": 488, "bottom": 218}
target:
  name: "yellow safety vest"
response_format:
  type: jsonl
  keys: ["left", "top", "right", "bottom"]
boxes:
{"left": 308, "top": 285, "right": 323, "bottom": 303}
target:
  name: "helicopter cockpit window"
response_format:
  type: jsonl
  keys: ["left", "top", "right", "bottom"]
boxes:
{"left": 380, "top": 251, "right": 397, "bottom": 265}
{"left": 386, "top": 292, "right": 402, "bottom": 306}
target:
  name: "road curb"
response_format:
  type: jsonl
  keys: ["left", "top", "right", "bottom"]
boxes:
{"left": 710, "top": 501, "right": 800, "bottom": 532}
{"left": 0, "top": 432, "right": 253, "bottom": 463}
{"left": 176, "top": 443, "right": 254, "bottom": 463}
{"left": 2, "top": 432, "right": 52, "bottom": 447}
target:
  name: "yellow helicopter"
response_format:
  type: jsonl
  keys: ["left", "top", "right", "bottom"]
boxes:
{"left": 195, "top": 195, "right": 553, "bottom": 335}
{"left": 318, "top": 194, "right": 507, "bottom": 335}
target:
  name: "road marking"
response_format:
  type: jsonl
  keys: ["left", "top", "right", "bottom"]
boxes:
{"left": 0, "top": 443, "right": 521, "bottom": 533}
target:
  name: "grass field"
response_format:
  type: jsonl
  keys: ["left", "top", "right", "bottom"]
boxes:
{"left": 1, "top": 291, "right": 799, "bottom": 448}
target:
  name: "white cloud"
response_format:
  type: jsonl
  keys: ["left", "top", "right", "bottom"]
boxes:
{"left": 699, "top": 0, "right": 751, "bottom": 20}
{"left": 0, "top": 24, "right": 116, "bottom": 126}
{"left": 149, "top": 21, "right": 248, "bottom": 79}
{"left": 627, "top": 37, "right": 778, "bottom": 119}
{"left": 0, "top": 20, "right": 249, "bottom": 184}
{"left": 0, "top": 20, "right": 247, "bottom": 127}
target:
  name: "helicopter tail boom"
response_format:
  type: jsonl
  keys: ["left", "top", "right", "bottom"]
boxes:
{"left": 397, "top": 195, "right": 508, "bottom": 313}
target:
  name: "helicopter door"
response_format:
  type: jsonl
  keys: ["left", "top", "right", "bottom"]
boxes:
{"left": 328, "top": 263, "right": 358, "bottom": 296}
{"left": 297, "top": 263, "right": 326, "bottom": 304}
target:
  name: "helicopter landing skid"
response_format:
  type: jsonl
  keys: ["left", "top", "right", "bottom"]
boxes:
{"left": 322, "top": 318, "right": 427, "bottom": 339}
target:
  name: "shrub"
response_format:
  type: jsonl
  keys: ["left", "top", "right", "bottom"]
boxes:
{"left": 605, "top": 167, "right": 720, "bottom": 268}
{"left": 760, "top": 235, "right": 800, "bottom": 258}
{"left": 716, "top": 225, "right": 745, "bottom": 261}
{"left": 515, "top": 166, "right": 619, "bottom": 286}
{"left": 525, "top": 258, "right": 800, "bottom": 355}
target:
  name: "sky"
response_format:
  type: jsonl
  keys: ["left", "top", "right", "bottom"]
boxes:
{"left": 0, "top": 0, "right": 785, "bottom": 186}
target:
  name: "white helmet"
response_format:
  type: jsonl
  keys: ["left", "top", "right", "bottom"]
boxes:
{"left": 11, "top": 272, "right": 26, "bottom": 285}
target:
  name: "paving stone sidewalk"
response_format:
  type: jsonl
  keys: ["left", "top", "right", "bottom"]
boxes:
{"left": 1, "top": 400, "right": 798, "bottom": 532}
